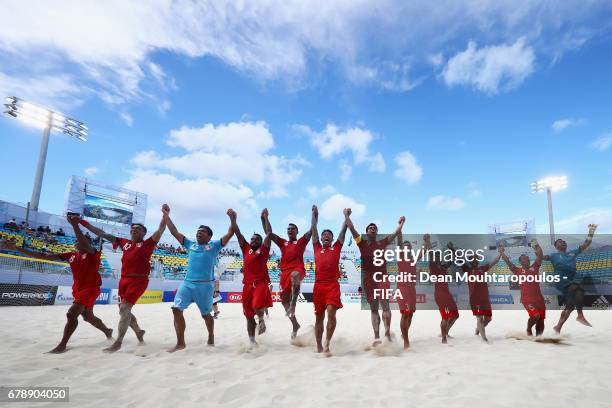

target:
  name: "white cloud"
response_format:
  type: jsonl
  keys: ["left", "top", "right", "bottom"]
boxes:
{"left": 426, "top": 195, "right": 466, "bottom": 211}
{"left": 297, "top": 124, "right": 385, "bottom": 172}
{"left": 442, "top": 38, "right": 535, "bottom": 94}
{"left": 120, "top": 112, "right": 134, "bottom": 127}
{"left": 0, "top": 1, "right": 607, "bottom": 108}
{"left": 468, "top": 181, "right": 482, "bottom": 197}
{"left": 591, "top": 132, "right": 612, "bottom": 151}
{"left": 320, "top": 193, "right": 366, "bottom": 221}
{"left": 393, "top": 151, "right": 423, "bottom": 184}
{"left": 339, "top": 160, "right": 352, "bottom": 182}
{"left": 84, "top": 167, "right": 99, "bottom": 177}
{"left": 552, "top": 118, "right": 582, "bottom": 132}
{"left": 545, "top": 208, "right": 612, "bottom": 234}
{"left": 307, "top": 185, "right": 336, "bottom": 199}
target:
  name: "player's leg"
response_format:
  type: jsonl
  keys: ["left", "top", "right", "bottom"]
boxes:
{"left": 48, "top": 303, "right": 84, "bottom": 353}
{"left": 253, "top": 283, "right": 271, "bottom": 335}
{"left": 553, "top": 305, "right": 574, "bottom": 333}
{"left": 535, "top": 313, "right": 545, "bottom": 336}
{"left": 81, "top": 307, "right": 113, "bottom": 338}
{"left": 381, "top": 299, "right": 392, "bottom": 341}
{"left": 288, "top": 270, "right": 301, "bottom": 317}
{"left": 440, "top": 317, "right": 448, "bottom": 344}
{"left": 399, "top": 311, "right": 413, "bottom": 349}
{"left": 369, "top": 299, "right": 382, "bottom": 346}
{"left": 192, "top": 283, "right": 215, "bottom": 345}
{"left": 315, "top": 312, "right": 325, "bottom": 353}
{"left": 280, "top": 286, "right": 300, "bottom": 338}
{"left": 324, "top": 305, "right": 337, "bottom": 354}
{"left": 447, "top": 315, "right": 458, "bottom": 336}
{"left": 570, "top": 284, "right": 591, "bottom": 327}
{"left": 104, "top": 301, "right": 134, "bottom": 352}
{"left": 168, "top": 308, "right": 187, "bottom": 352}
{"left": 128, "top": 312, "right": 145, "bottom": 342}
{"left": 243, "top": 285, "right": 257, "bottom": 344}
{"left": 256, "top": 308, "right": 266, "bottom": 335}
{"left": 247, "top": 316, "right": 257, "bottom": 344}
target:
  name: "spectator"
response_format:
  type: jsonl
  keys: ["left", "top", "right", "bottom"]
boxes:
{"left": 56, "top": 228, "right": 65, "bottom": 236}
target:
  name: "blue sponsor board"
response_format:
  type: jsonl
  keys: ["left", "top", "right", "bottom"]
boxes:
{"left": 489, "top": 294, "right": 514, "bottom": 304}
{"left": 162, "top": 290, "right": 177, "bottom": 303}
{"left": 95, "top": 288, "right": 111, "bottom": 305}
{"left": 219, "top": 292, "right": 228, "bottom": 303}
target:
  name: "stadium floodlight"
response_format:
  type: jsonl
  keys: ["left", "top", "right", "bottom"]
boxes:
{"left": 531, "top": 176, "right": 568, "bottom": 245}
{"left": 3, "top": 96, "right": 88, "bottom": 211}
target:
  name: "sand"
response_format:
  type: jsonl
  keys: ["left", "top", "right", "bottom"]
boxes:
{"left": 1, "top": 303, "right": 611, "bottom": 408}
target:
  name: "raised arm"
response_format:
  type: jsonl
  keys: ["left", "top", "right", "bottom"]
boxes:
{"left": 579, "top": 224, "right": 598, "bottom": 252}
{"left": 67, "top": 215, "right": 95, "bottom": 255}
{"left": 310, "top": 205, "right": 319, "bottom": 245}
{"left": 345, "top": 209, "right": 359, "bottom": 239}
{"left": 337, "top": 209, "right": 349, "bottom": 245}
{"left": 228, "top": 209, "right": 246, "bottom": 247}
{"left": 220, "top": 209, "right": 235, "bottom": 246}
{"left": 383, "top": 216, "right": 406, "bottom": 243}
{"left": 532, "top": 239, "right": 543, "bottom": 268}
{"left": 261, "top": 208, "right": 281, "bottom": 246}
{"left": 150, "top": 206, "right": 167, "bottom": 242}
{"left": 484, "top": 251, "right": 502, "bottom": 270}
{"left": 0, "top": 239, "right": 61, "bottom": 261}
{"left": 161, "top": 204, "right": 185, "bottom": 245}
{"left": 262, "top": 231, "right": 273, "bottom": 248}
{"left": 498, "top": 247, "right": 517, "bottom": 272}
{"left": 79, "top": 219, "right": 117, "bottom": 246}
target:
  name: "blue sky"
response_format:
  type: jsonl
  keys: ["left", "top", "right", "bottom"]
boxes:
{"left": 0, "top": 1, "right": 611, "bottom": 241}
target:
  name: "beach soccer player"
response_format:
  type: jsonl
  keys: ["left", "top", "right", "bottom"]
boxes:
{"left": 162, "top": 205, "right": 234, "bottom": 352}
{"left": 1, "top": 214, "right": 112, "bottom": 353}
{"left": 545, "top": 224, "right": 597, "bottom": 333}
{"left": 346, "top": 212, "right": 405, "bottom": 346}
{"left": 462, "top": 251, "right": 501, "bottom": 342}
{"left": 261, "top": 207, "right": 311, "bottom": 339}
{"left": 79, "top": 207, "right": 166, "bottom": 352}
{"left": 230, "top": 209, "right": 273, "bottom": 345}
{"left": 499, "top": 242, "right": 546, "bottom": 336}
{"left": 396, "top": 233, "right": 417, "bottom": 349}
{"left": 311, "top": 205, "right": 348, "bottom": 354}
{"left": 423, "top": 234, "right": 459, "bottom": 343}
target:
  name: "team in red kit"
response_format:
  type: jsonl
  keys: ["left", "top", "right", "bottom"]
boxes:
{"left": 1, "top": 202, "right": 600, "bottom": 354}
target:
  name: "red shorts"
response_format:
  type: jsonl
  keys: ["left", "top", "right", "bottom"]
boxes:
{"left": 242, "top": 282, "right": 273, "bottom": 318}
{"left": 522, "top": 298, "right": 546, "bottom": 319}
{"left": 279, "top": 269, "right": 305, "bottom": 299}
{"left": 470, "top": 297, "right": 492, "bottom": 317}
{"left": 363, "top": 277, "right": 390, "bottom": 302}
{"left": 73, "top": 286, "right": 100, "bottom": 308}
{"left": 118, "top": 277, "right": 148, "bottom": 305}
{"left": 471, "top": 307, "right": 492, "bottom": 317}
{"left": 439, "top": 307, "right": 459, "bottom": 320}
{"left": 397, "top": 282, "right": 416, "bottom": 314}
{"left": 313, "top": 281, "right": 342, "bottom": 316}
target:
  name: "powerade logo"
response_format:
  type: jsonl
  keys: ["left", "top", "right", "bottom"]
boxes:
{"left": 1, "top": 291, "right": 54, "bottom": 300}
{"left": 489, "top": 295, "right": 514, "bottom": 304}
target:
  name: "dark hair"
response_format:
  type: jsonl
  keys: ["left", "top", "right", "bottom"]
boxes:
{"left": 288, "top": 223, "right": 298, "bottom": 232}
{"left": 554, "top": 238, "right": 563, "bottom": 246}
{"left": 366, "top": 223, "right": 377, "bottom": 231}
{"left": 253, "top": 233, "right": 263, "bottom": 241}
{"left": 321, "top": 229, "right": 334, "bottom": 238}
{"left": 131, "top": 223, "right": 147, "bottom": 234}
{"left": 198, "top": 225, "right": 213, "bottom": 237}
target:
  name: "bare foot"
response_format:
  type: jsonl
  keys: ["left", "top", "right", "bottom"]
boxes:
{"left": 207, "top": 335, "right": 214, "bottom": 346}
{"left": 372, "top": 339, "right": 382, "bottom": 347}
{"left": 316, "top": 345, "right": 323, "bottom": 353}
{"left": 441, "top": 337, "right": 448, "bottom": 344}
{"left": 103, "top": 341, "right": 122, "bottom": 353}
{"left": 167, "top": 344, "right": 186, "bottom": 353}
{"left": 104, "top": 328, "right": 113, "bottom": 339}
{"left": 136, "top": 330, "right": 146, "bottom": 343}
{"left": 257, "top": 319, "right": 266, "bottom": 335}
{"left": 403, "top": 340, "right": 410, "bottom": 349}
{"left": 324, "top": 340, "right": 331, "bottom": 356}
{"left": 249, "top": 338, "right": 258, "bottom": 348}
{"left": 576, "top": 315, "right": 592, "bottom": 327}
{"left": 475, "top": 328, "right": 480, "bottom": 335}
{"left": 553, "top": 325, "right": 561, "bottom": 334}
{"left": 47, "top": 344, "right": 67, "bottom": 354}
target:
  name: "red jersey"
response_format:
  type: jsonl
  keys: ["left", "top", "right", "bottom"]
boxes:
{"left": 463, "top": 264, "right": 491, "bottom": 303}
{"left": 313, "top": 241, "right": 343, "bottom": 282}
{"left": 114, "top": 237, "right": 157, "bottom": 279}
{"left": 59, "top": 251, "right": 102, "bottom": 291}
{"left": 242, "top": 243, "right": 270, "bottom": 285}
{"left": 357, "top": 236, "right": 392, "bottom": 277}
{"left": 429, "top": 261, "right": 451, "bottom": 297}
{"left": 511, "top": 261, "right": 544, "bottom": 303}
{"left": 397, "top": 258, "right": 417, "bottom": 283}
{"left": 278, "top": 236, "right": 307, "bottom": 274}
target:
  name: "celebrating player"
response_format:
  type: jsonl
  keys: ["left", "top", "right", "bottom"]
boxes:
{"left": 79, "top": 208, "right": 166, "bottom": 352}
{"left": 396, "top": 234, "right": 417, "bottom": 349}
{"left": 423, "top": 234, "right": 459, "bottom": 343}
{"left": 462, "top": 251, "right": 501, "bottom": 342}
{"left": 545, "top": 224, "right": 597, "bottom": 333}
{"left": 311, "top": 205, "right": 348, "bottom": 355}
{"left": 230, "top": 209, "right": 273, "bottom": 345}
{"left": 1, "top": 215, "right": 113, "bottom": 353}
{"left": 162, "top": 205, "right": 234, "bottom": 352}
{"left": 261, "top": 208, "right": 311, "bottom": 339}
{"left": 499, "top": 242, "right": 546, "bottom": 335}
{"left": 346, "top": 213, "right": 405, "bottom": 346}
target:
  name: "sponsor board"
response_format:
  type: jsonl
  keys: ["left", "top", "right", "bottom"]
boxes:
{"left": 584, "top": 295, "right": 612, "bottom": 309}
{"left": 342, "top": 292, "right": 362, "bottom": 303}
{"left": 136, "top": 290, "right": 163, "bottom": 304}
{"left": 227, "top": 292, "right": 242, "bottom": 303}
{"left": 56, "top": 286, "right": 111, "bottom": 305}
{"left": 489, "top": 294, "right": 514, "bottom": 305}
{"left": 110, "top": 289, "right": 120, "bottom": 304}
{"left": 162, "top": 290, "right": 177, "bottom": 303}
{"left": 0, "top": 284, "right": 57, "bottom": 306}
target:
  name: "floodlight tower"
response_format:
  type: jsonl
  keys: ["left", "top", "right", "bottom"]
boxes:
{"left": 531, "top": 176, "right": 568, "bottom": 245}
{"left": 3, "top": 96, "right": 87, "bottom": 211}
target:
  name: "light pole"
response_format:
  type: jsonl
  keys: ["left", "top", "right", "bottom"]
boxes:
{"left": 531, "top": 176, "right": 568, "bottom": 245}
{"left": 3, "top": 96, "right": 87, "bottom": 211}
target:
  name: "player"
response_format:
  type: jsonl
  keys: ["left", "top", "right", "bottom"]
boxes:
{"left": 345, "top": 212, "right": 405, "bottom": 346}
{"left": 423, "top": 234, "right": 459, "bottom": 343}
{"left": 499, "top": 242, "right": 546, "bottom": 336}
{"left": 79, "top": 207, "right": 166, "bottom": 352}
{"left": 163, "top": 205, "right": 234, "bottom": 352}
{"left": 261, "top": 208, "right": 311, "bottom": 338}
{"left": 1, "top": 215, "right": 112, "bottom": 353}
{"left": 311, "top": 205, "right": 348, "bottom": 355}
{"left": 545, "top": 224, "right": 597, "bottom": 333}
{"left": 462, "top": 252, "right": 501, "bottom": 342}
{"left": 396, "top": 234, "right": 417, "bottom": 349}
{"left": 230, "top": 210, "right": 273, "bottom": 345}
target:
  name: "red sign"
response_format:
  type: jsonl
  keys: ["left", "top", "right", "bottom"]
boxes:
{"left": 227, "top": 292, "right": 242, "bottom": 303}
